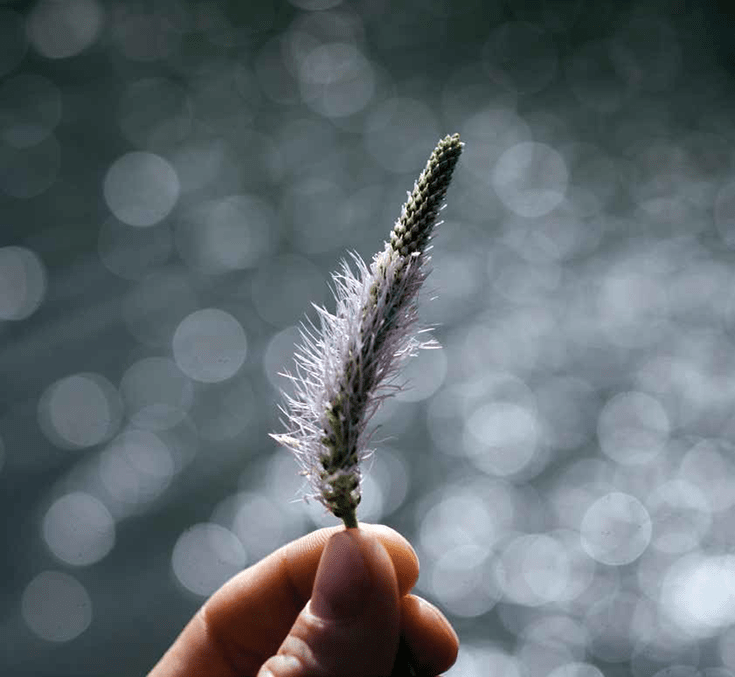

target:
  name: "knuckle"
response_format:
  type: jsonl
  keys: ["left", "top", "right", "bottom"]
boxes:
{"left": 257, "top": 633, "right": 323, "bottom": 677}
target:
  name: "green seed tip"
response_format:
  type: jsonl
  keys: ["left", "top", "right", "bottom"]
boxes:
{"left": 388, "top": 134, "right": 463, "bottom": 259}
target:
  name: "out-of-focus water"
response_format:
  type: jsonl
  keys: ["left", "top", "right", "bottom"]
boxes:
{"left": 3, "top": 1, "right": 735, "bottom": 675}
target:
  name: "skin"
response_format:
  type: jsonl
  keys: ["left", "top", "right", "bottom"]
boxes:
{"left": 148, "top": 524, "right": 459, "bottom": 677}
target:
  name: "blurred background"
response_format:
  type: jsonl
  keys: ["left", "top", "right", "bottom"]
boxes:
{"left": 3, "top": 0, "right": 735, "bottom": 675}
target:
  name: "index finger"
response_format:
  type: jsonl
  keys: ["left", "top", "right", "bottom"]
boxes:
{"left": 149, "top": 523, "right": 419, "bottom": 677}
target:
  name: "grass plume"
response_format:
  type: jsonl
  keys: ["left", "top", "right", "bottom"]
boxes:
{"left": 272, "top": 134, "right": 463, "bottom": 528}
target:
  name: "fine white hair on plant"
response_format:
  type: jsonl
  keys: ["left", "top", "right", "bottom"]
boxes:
{"left": 272, "top": 133, "right": 463, "bottom": 529}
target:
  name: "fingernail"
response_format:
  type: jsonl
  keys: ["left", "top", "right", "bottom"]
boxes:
{"left": 311, "top": 531, "right": 371, "bottom": 620}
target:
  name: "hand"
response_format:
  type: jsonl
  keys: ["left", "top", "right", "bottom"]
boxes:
{"left": 148, "top": 523, "right": 459, "bottom": 676}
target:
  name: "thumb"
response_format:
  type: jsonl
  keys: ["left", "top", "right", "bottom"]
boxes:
{"left": 258, "top": 528, "right": 401, "bottom": 677}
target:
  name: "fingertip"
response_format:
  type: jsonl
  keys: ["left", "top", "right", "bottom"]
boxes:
{"left": 310, "top": 530, "right": 375, "bottom": 621}
{"left": 401, "top": 595, "right": 459, "bottom": 675}
{"left": 356, "top": 523, "right": 420, "bottom": 597}
{"left": 282, "top": 523, "right": 419, "bottom": 600}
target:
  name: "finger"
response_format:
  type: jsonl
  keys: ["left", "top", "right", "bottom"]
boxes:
{"left": 207, "top": 523, "right": 418, "bottom": 673}
{"left": 400, "top": 595, "right": 459, "bottom": 676}
{"left": 272, "top": 523, "right": 419, "bottom": 599}
{"left": 257, "top": 529, "right": 400, "bottom": 676}
{"left": 148, "top": 524, "right": 419, "bottom": 677}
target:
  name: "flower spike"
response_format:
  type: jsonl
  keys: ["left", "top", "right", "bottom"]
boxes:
{"left": 272, "top": 134, "right": 463, "bottom": 528}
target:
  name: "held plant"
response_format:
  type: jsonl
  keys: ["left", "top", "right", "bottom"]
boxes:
{"left": 272, "top": 134, "right": 463, "bottom": 529}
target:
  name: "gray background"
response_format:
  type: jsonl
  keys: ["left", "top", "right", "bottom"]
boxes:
{"left": 3, "top": 0, "right": 735, "bottom": 675}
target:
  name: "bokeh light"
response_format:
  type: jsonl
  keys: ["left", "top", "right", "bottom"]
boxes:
{"left": 42, "top": 491, "right": 115, "bottom": 566}
{"left": 175, "top": 194, "right": 277, "bottom": 273}
{"left": 0, "top": 246, "right": 46, "bottom": 320}
{"left": 660, "top": 553, "right": 735, "bottom": 639}
{"left": 548, "top": 662, "right": 604, "bottom": 677}
{"left": 394, "top": 346, "right": 446, "bottom": 403}
{"left": 714, "top": 178, "right": 735, "bottom": 248}
{"left": 445, "top": 643, "right": 522, "bottom": 677}
{"left": 98, "top": 429, "right": 176, "bottom": 515}
{"left": 172, "top": 308, "right": 247, "bottom": 383}
{"left": 263, "top": 325, "right": 301, "bottom": 392}
{"left": 464, "top": 400, "right": 539, "bottom": 476}
{"left": 26, "top": 0, "right": 104, "bottom": 59}
{"left": 679, "top": 440, "right": 735, "bottom": 513}
{"left": 38, "top": 372, "right": 122, "bottom": 449}
{"left": 597, "top": 391, "right": 670, "bottom": 465}
{"left": 430, "top": 543, "right": 498, "bottom": 618}
{"left": 119, "top": 356, "right": 193, "bottom": 430}
{"left": 492, "top": 141, "right": 569, "bottom": 217}
{"left": 361, "top": 447, "right": 409, "bottom": 518}
{"left": 103, "top": 151, "right": 180, "bottom": 227}
{"left": 419, "top": 488, "right": 498, "bottom": 560}
{"left": 647, "top": 480, "right": 712, "bottom": 555}
{"left": 5, "top": 1, "right": 735, "bottom": 674}
{"left": 213, "top": 491, "right": 290, "bottom": 562}
{"left": 21, "top": 571, "right": 92, "bottom": 642}
{"left": 495, "top": 533, "right": 572, "bottom": 607}
{"left": 299, "top": 43, "right": 375, "bottom": 118}
{"left": 581, "top": 492, "right": 652, "bottom": 566}
{"left": 171, "top": 523, "right": 247, "bottom": 597}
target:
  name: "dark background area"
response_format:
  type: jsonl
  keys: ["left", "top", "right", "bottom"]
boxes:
{"left": 4, "top": 0, "right": 735, "bottom": 675}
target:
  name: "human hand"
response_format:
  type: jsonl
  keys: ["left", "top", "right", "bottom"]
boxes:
{"left": 148, "top": 523, "right": 458, "bottom": 676}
